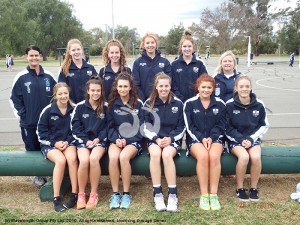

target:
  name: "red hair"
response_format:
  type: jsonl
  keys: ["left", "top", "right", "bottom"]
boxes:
{"left": 195, "top": 73, "right": 215, "bottom": 94}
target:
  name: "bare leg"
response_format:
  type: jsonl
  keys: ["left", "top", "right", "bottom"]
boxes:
{"left": 89, "top": 146, "right": 105, "bottom": 194}
{"left": 149, "top": 144, "right": 162, "bottom": 185}
{"left": 108, "top": 144, "right": 122, "bottom": 192}
{"left": 231, "top": 146, "right": 249, "bottom": 189}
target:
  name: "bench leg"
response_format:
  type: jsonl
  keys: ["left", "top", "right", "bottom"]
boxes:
{"left": 39, "top": 177, "right": 71, "bottom": 202}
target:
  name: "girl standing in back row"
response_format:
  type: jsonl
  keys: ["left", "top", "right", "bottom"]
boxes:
{"left": 58, "top": 39, "right": 98, "bottom": 104}
{"left": 99, "top": 39, "right": 131, "bottom": 100}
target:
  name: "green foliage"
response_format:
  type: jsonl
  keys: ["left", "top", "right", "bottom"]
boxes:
{"left": 164, "top": 24, "right": 185, "bottom": 55}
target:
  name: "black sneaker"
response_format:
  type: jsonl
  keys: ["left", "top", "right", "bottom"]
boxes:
{"left": 53, "top": 196, "right": 66, "bottom": 212}
{"left": 63, "top": 193, "right": 78, "bottom": 209}
{"left": 236, "top": 188, "right": 249, "bottom": 202}
{"left": 249, "top": 188, "right": 260, "bottom": 202}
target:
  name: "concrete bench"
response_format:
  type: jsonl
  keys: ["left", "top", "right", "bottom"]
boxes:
{"left": 1, "top": 146, "right": 299, "bottom": 201}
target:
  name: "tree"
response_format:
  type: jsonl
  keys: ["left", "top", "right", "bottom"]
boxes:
{"left": 164, "top": 24, "right": 185, "bottom": 55}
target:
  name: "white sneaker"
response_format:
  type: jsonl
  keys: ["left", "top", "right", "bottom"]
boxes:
{"left": 166, "top": 194, "right": 178, "bottom": 212}
{"left": 154, "top": 193, "right": 166, "bottom": 212}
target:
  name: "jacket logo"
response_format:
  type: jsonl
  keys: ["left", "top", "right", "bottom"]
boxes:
{"left": 82, "top": 114, "right": 90, "bottom": 118}
{"left": 215, "top": 87, "right": 220, "bottom": 96}
{"left": 68, "top": 73, "right": 75, "bottom": 77}
{"left": 158, "top": 63, "right": 165, "bottom": 68}
{"left": 104, "top": 75, "right": 111, "bottom": 80}
{"left": 87, "top": 70, "right": 93, "bottom": 76}
{"left": 233, "top": 110, "right": 240, "bottom": 114}
{"left": 152, "top": 108, "right": 159, "bottom": 112}
{"left": 176, "top": 68, "right": 183, "bottom": 73}
{"left": 212, "top": 108, "right": 219, "bottom": 115}
{"left": 51, "top": 116, "right": 59, "bottom": 120}
{"left": 24, "top": 82, "right": 31, "bottom": 93}
{"left": 99, "top": 113, "right": 105, "bottom": 119}
{"left": 139, "top": 63, "right": 147, "bottom": 66}
{"left": 253, "top": 110, "right": 259, "bottom": 117}
{"left": 193, "top": 67, "right": 199, "bottom": 73}
{"left": 44, "top": 78, "right": 51, "bottom": 92}
{"left": 193, "top": 109, "right": 200, "bottom": 114}
{"left": 114, "top": 109, "right": 122, "bottom": 114}
{"left": 132, "top": 109, "right": 139, "bottom": 115}
{"left": 172, "top": 107, "right": 178, "bottom": 113}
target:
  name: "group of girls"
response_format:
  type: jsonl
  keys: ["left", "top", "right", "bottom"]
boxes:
{"left": 35, "top": 30, "right": 269, "bottom": 213}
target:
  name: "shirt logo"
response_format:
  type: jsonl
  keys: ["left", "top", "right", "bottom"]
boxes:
{"left": 51, "top": 116, "right": 59, "bottom": 120}
{"left": 68, "top": 73, "right": 75, "bottom": 77}
{"left": 253, "top": 110, "right": 259, "bottom": 117}
{"left": 82, "top": 114, "right": 89, "bottom": 118}
{"left": 215, "top": 87, "right": 220, "bottom": 96}
{"left": 233, "top": 110, "right": 240, "bottom": 114}
{"left": 212, "top": 108, "right": 219, "bottom": 115}
{"left": 193, "top": 67, "right": 199, "bottom": 73}
{"left": 87, "top": 70, "right": 93, "bottom": 76}
{"left": 158, "top": 63, "right": 165, "bottom": 68}
{"left": 24, "top": 82, "right": 31, "bottom": 93}
{"left": 172, "top": 107, "right": 178, "bottom": 113}
{"left": 176, "top": 68, "right": 183, "bottom": 73}
{"left": 193, "top": 109, "right": 200, "bottom": 114}
{"left": 139, "top": 63, "right": 147, "bottom": 66}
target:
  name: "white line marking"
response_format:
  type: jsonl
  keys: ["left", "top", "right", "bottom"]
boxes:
{"left": 267, "top": 113, "right": 300, "bottom": 116}
{"left": 256, "top": 77, "right": 300, "bottom": 92}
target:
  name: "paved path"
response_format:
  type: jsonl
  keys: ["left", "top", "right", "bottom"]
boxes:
{"left": 0, "top": 56, "right": 299, "bottom": 147}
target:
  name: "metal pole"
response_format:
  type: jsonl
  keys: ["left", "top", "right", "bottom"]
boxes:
{"left": 112, "top": 0, "right": 115, "bottom": 39}
{"left": 247, "top": 36, "right": 251, "bottom": 67}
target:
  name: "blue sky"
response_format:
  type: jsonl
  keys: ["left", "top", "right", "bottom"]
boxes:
{"left": 65, "top": 0, "right": 297, "bottom": 36}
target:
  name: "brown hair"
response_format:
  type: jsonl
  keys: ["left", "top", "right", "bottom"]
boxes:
{"left": 148, "top": 72, "right": 174, "bottom": 110}
{"left": 102, "top": 39, "right": 127, "bottom": 72}
{"left": 108, "top": 72, "right": 138, "bottom": 109}
{"left": 86, "top": 76, "right": 105, "bottom": 117}
{"left": 61, "top": 39, "right": 83, "bottom": 76}
{"left": 52, "top": 82, "right": 75, "bottom": 107}
{"left": 195, "top": 73, "right": 215, "bottom": 94}
{"left": 178, "top": 30, "right": 195, "bottom": 54}
{"left": 140, "top": 32, "right": 158, "bottom": 50}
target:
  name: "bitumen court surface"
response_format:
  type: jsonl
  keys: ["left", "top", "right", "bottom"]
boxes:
{"left": 0, "top": 55, "right": 299, "bottom": 148}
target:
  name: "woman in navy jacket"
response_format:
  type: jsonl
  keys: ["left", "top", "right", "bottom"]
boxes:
{"left": 226, "top": 75, "right": 269, "bottom": 202}
{"left": 184, "top": 74, "right": 226, "bottom": 210}
{"left": 144, "top": 72, "right": 185, "bottom": 212}
{"left": 58, "top": 39, "right": 98, "bottom": 104}
{"left": 71, "top": 77, "right": 107, "bottom": 210}
{"left": 171, "top": 31, "right": 207, "bottom": 102}
{"left": 132, "top": 32, "right": 171, "bottom": 101}
{"left": 99, "top": 39, "right": 132, "bottom": 100}
{"left": 107, "top": 72, "right": 144, "bottom": 209}
{"left": 37, "top": 82, "right": 78, "bottom": 212}
{"left": 214, "top": 50, "right": 241, "bottom": 103}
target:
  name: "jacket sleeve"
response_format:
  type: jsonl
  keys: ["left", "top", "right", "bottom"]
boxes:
{"left": 107, "top": 107, "right": 120, "bottom": 143}
{"left": 37, "top": 107, "right": 52, "bottom": 146}
{"left": 164, "top": 59, "right": 172, "bottom": 77}
{"left": 58, "top": 70, "right": 67, "bottom": 83}
{"left": 210, "top": 104, "right": 226, "bottom": 142}
{"left": 168, "top": 103, "right": 186, "bottom": 142}
{"left": 143, "top": 102, "right": 159, "bottom": 141}
{"left": 225, "top": 107, "right": 244, "bottom": 144}
{"left": 71, "top": 106, "right": 89, "bottom": 144}
{"left": 183, "top": 101, "right": 205, "bottom": 142}
{"left": 98, "top": 111, "right": 108, "bottom": 143}
{"left": 92, "top": 66, "right": 98, "bottom": 76}
{"left": 132, "top": 58, "right": 145, "bottom": 101}
{"left": 10, "top": 78, "right": 26, "bottom": 118}
{"left": 247, "top": 103, "right": 270, "bottom": 144}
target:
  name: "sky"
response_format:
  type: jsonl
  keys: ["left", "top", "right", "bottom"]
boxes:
{"left": 65, "top": 0, "right": 298, "bottom": 36}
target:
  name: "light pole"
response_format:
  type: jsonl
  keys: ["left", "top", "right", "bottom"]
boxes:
{"left": 112, "top": 0, "right": 115, "bottom": 39}
{"left": 244, "top": 36, "right": 251, "bottom": 67}
{"left": 278, "top": 43, "right": 281, "bottom": 58}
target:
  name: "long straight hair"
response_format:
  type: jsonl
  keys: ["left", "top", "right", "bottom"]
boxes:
{"left": 61, "top": 39, "right": 83, "bottom": 76}
{"left": 86, "top": 76, "right": 105, "bottom": 117}
{"left": 52, "top": 82, "right": 74, "bottom": 108}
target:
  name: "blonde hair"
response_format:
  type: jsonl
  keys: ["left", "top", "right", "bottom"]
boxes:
{"left": 52, "top": 82, "right": 74, "bottom": 107}
{"left": 61, "top": 39, "right": 83, "bottom": 76}
{"left": 233, "top": 75, "right": 252, "bottom": 93}
{"left": 215, "top": 50, "right": 237, "bottom": 73}
{"left": 140, "top": 32, "right": 158, "bottom": 50}
{"left": 148, "top": 72, "right": 174, "bottom": 110}
{"left": 178, "top": 30, "right": 195, "bottom": 54}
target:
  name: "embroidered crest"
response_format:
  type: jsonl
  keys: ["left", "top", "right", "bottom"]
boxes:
{"left": 193, "top": 109, "right": 200, "bottom": 114}
{"left": 159, "top": 63, "right": 165, "bottom": 68}
{"left": 176, "top": 68, "right": 183, "bottom": 73}
{"left": 44, "top": 78, "right": 51, "bottom": 92}
{"left": 99, "top": 113, "right": 105, "bottom": 119}
{"left": 51, "top": 116, "right": 59, "bottom": 120}
{"left": 139, "top": 63, "right": 147, "bottom": 66}
{"left": 212, "top": 108, "right": 219, "bottom": 115}
{"left": 215, "top": 87, "right": 220, "bottom": 96}
{"left": 132, "top": 109, "right": 139, "bottom": 115}
{"left": 104, "top": 75, "right": 111, "bottom": 80}
{"left": 233, "top": 110, "right": 240, "bottom": 114}
{"left": 253, "top": 110, "right": 259, "bottom": 117}
{"left": 68, "top": 73, "right": 75, "bottom": 77}
{"left": 193, "top": 67, "right": 199, "bottom": 73}
{"left": 82, "top": 114, "right": 90, "bottom": 118}
{"left": 87, "top": 70, "right": 93, "bottom": 76}
{"left": 171, "top": 107, "right": 178, "bottom": 113}
{"left": 24, "top": 82, "right": 31, "bottom": 93}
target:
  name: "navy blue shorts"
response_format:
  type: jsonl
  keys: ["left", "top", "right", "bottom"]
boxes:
{"left": 147, "top": 140, "right": 181, "bottom": 156}
{"left": 41, "top": 143, "right": 75, "bottom": 159}
{"left": 186, "top": 138, "right": 223, "bottom": 156}
{"left": 228, "top": 139, "right": 261, "bottom": 152}
{"left": 77, "top": 142, "right": 107, "bottom": 152}
{"left": 109, "top": 142, "right": 143, "bottom": 155}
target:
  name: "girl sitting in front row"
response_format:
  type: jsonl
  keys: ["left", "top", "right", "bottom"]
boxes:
{"left": 107, "top": 72, "right": 144, "bottom": 209}
{"left": 37, "top": 82, "right": 78, "bottom": 212}
{"left": 71, "top": 77, "right": 108, "bottom": 209}
{"left": 144, "top": 72, "right": 186, "bottom": 212}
